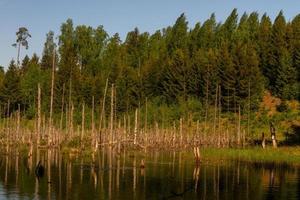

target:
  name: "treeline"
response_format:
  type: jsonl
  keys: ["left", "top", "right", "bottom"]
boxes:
{"left": 0, "top": 9, "right": 299, "bottom": 124}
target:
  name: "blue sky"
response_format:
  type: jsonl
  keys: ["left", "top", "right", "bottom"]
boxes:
{"left": 0, "top": 0, "right": 300, "bottom": 68}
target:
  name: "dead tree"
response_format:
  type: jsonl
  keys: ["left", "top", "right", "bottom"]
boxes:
{"left": 261, "top": 132, "right": 266, "bottom": 149}
{"left": 270, "top": 122, "right": 277, "bottom": 148}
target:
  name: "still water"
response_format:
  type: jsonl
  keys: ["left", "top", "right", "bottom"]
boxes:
{"left": 0, "top": 149, "right": 299, "bottom": 200}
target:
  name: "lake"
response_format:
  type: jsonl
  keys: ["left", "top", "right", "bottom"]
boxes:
{"left": 0, "top": 148, "right": 299, "bottom": 199}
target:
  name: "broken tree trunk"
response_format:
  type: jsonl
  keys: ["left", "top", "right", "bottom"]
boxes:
{"left": 270, "top": 122, "right": 277, "bottom": 148}
{"left": 110, "top": 84, "right": 114, "bottom": 145}
{"left": 37, "top": 83, "right": 41, "bottom": 146}
{"left": 99, "top": 78, "right": 108, "bottom": 145}
{"left": 49, "top": 48, "right": 55, "bottom": 146}
{"left": 261, "top": 132, "right": 266, "bottom": 149}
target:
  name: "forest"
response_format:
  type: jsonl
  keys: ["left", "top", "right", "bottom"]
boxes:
{"left": 0, "top": 9, "right": 299, "bottom": 149}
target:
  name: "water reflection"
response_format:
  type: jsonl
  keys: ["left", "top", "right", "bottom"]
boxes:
{"left": 0, "top": 148, "right": 300, "bottom": 199}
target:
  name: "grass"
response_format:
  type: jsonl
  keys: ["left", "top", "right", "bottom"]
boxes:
{"left": 200, "top": 146, "right": 300, "bottom": 164}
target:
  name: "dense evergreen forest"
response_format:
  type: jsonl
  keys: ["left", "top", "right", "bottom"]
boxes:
{"left": 0, "top": 9, "right": 299, "bottom": 127}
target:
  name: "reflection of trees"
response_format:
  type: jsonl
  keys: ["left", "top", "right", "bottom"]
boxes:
{"left": 0, "top": 150, "right": 299, "bottom": 199}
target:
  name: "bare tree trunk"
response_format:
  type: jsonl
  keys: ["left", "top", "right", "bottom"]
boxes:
{"left": 270, "top": 123, "right": 277, "bottom": 148}
{"left": 110, "top": 84, "right": 114, "bottom": 144}
{"left": 237, "top": 105, "right": 241, "bottom": 147}
{"left": 196, "top": 120, "right": 199, "bottom": 142}
{"left": 6, "top": 101, "right": 10, "bottom": 152}
{"left": 218, "top": 85, "right": 221, "bottom": 148}
{"left": 145, "top": 98, "right": 148, "bottom": 132}
{"left": 49, "top": 49, "right": 55, "bottom": 145}
{"left": 123, "top": 115, "right": 127, "bottom": 140}
{"left": 17, "top": 42, "right": 21, "bottom": 66}
{"left": 114, "top": 86, "right": 117, "bottom": 132}
{"left": 213, "top": 84, "right": 218, "bottom": 140}
{"left": 261, "top": 132, "right": 266, "bottom": 149}
{"left": 248, "top": 80, "right": 251, "bottom": 138}
{"left": 180, "top": 118, "right": 183, "bottom": 147}
{"left": 60, "top": 83, "right": 65, "bottom": 131}
{"left": 172, "top": 121, "right": 176, "bottom": 147}
{"left": 91, "top": 96, "right": 95, "bottom": 149}
{"left": 68, "top": 74, "right": 72, "bottom": 136}
{"left": 70, "top": 103, "right": 74, "bottom": 138}
{"left": 81, "top": 102, "right": 85, "bottom": 148}
{"left": 134, "top": 109, "right": 138, "bottom": 145}
{"left": 37, "top": 83, "right": 41, "bottom": 146}
{"left": 99, "top": 78, "right": 108, "bottom": 144}
{"left": 17, "top": 104, "right": 20, "bottom": 141}
{"left": 204, "top": 69, "right": 209, "bottom": 135}
{"left": 0, "top": 105, "right": 2, "bottom": 133}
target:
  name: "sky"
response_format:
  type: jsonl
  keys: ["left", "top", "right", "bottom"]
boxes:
{"left": 0, "top": 0, "right": 300, "bottom": 68}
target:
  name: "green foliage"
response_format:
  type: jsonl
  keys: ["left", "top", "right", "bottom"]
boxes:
{"left": 0, "top": 60, "right": 21, "bottom": 112}
{"left": 0, "top": 66, "right": 4, "bottom": 91}
{"left": 276, "top": 101, "right": 289, "bottom": 112}
{"left": 41, "top": 31, "right": 57, "bottom": 70}
{"left": 2, "top": 9, "right": 300, "bottom": 126}
{"left": 12, "top": 27, "right": 31, "bottom": 64}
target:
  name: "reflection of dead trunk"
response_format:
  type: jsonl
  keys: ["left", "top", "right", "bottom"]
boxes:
{"left": 237, "top": 160, "right": 240, "bottom": 185}
{"left": 203, "top": 166, "right": 207, "bottom": 199}
{"left": 5, "top": 155, "right": 8, "bottom": 185}
{"left": 99, "top": 152, "right": 104, "bottom": 192}
{"left": 108, "top": 148, "right": 112, "bottom": 199}
{"left": 217, "top": 164, "right": 220, "bottom": 200}
{"left": 193, "top": 166, "right": 200, "bottom": 191}
{"left": 47, "top": 150, "right": 51, "bottom": 200}
{"left": 269, "top": 169, "right": 275, "bottom": 187}
{"left": 59, "top": 152, "right": 62, "bottom": 200}
{"left": 66, "top": 161, "right": 72, "bottom": 200}
{"left": 262, "top": 132, "right": 266, "bottom": 149}
{"left": 15, "top": 152, "right": 19, "bottom": 184}
{"left": 34, "top": 149, "right": 40, "bottom": 200}
{"left": 80, "top": 158, "right": 83, "bottom": 184}
{"left": 91, "top": 153, "right": 97, "bottom": 189}
{"left": 133, "top": 156, "right": 137, "bottom": 192}
{"left": 116, "top": 157, "right": 120, "bottom": 189}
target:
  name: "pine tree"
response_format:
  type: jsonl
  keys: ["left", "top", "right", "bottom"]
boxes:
{"left": 162, "top": 49, "right": 189, "bottom": 101}
{"left": 0, "top": 60, "right": 21, "bottom": 113}
{"left": 41, "top": 31, "right": 57, "bottom": 70}
{"left": 269, "top": 11, "right": 298, "bottom": 99}
{"left": 258, "top": 14, "right": 272, "bottom": 84}
{"left": 292, "top": 15, "right": 300, "bottom": 99}
{"left": 166, "top": 13, "right": 189, "bottom": 54}
{"left": 58, "top": 19, "right": 80, "bottom": 106}
{"left": 12, "top": 27, "right": 31, "bottom": 65}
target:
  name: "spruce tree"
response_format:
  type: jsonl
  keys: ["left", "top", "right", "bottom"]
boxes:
{"left": 0, "top": 60, "right": 21, "bottom": 113}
